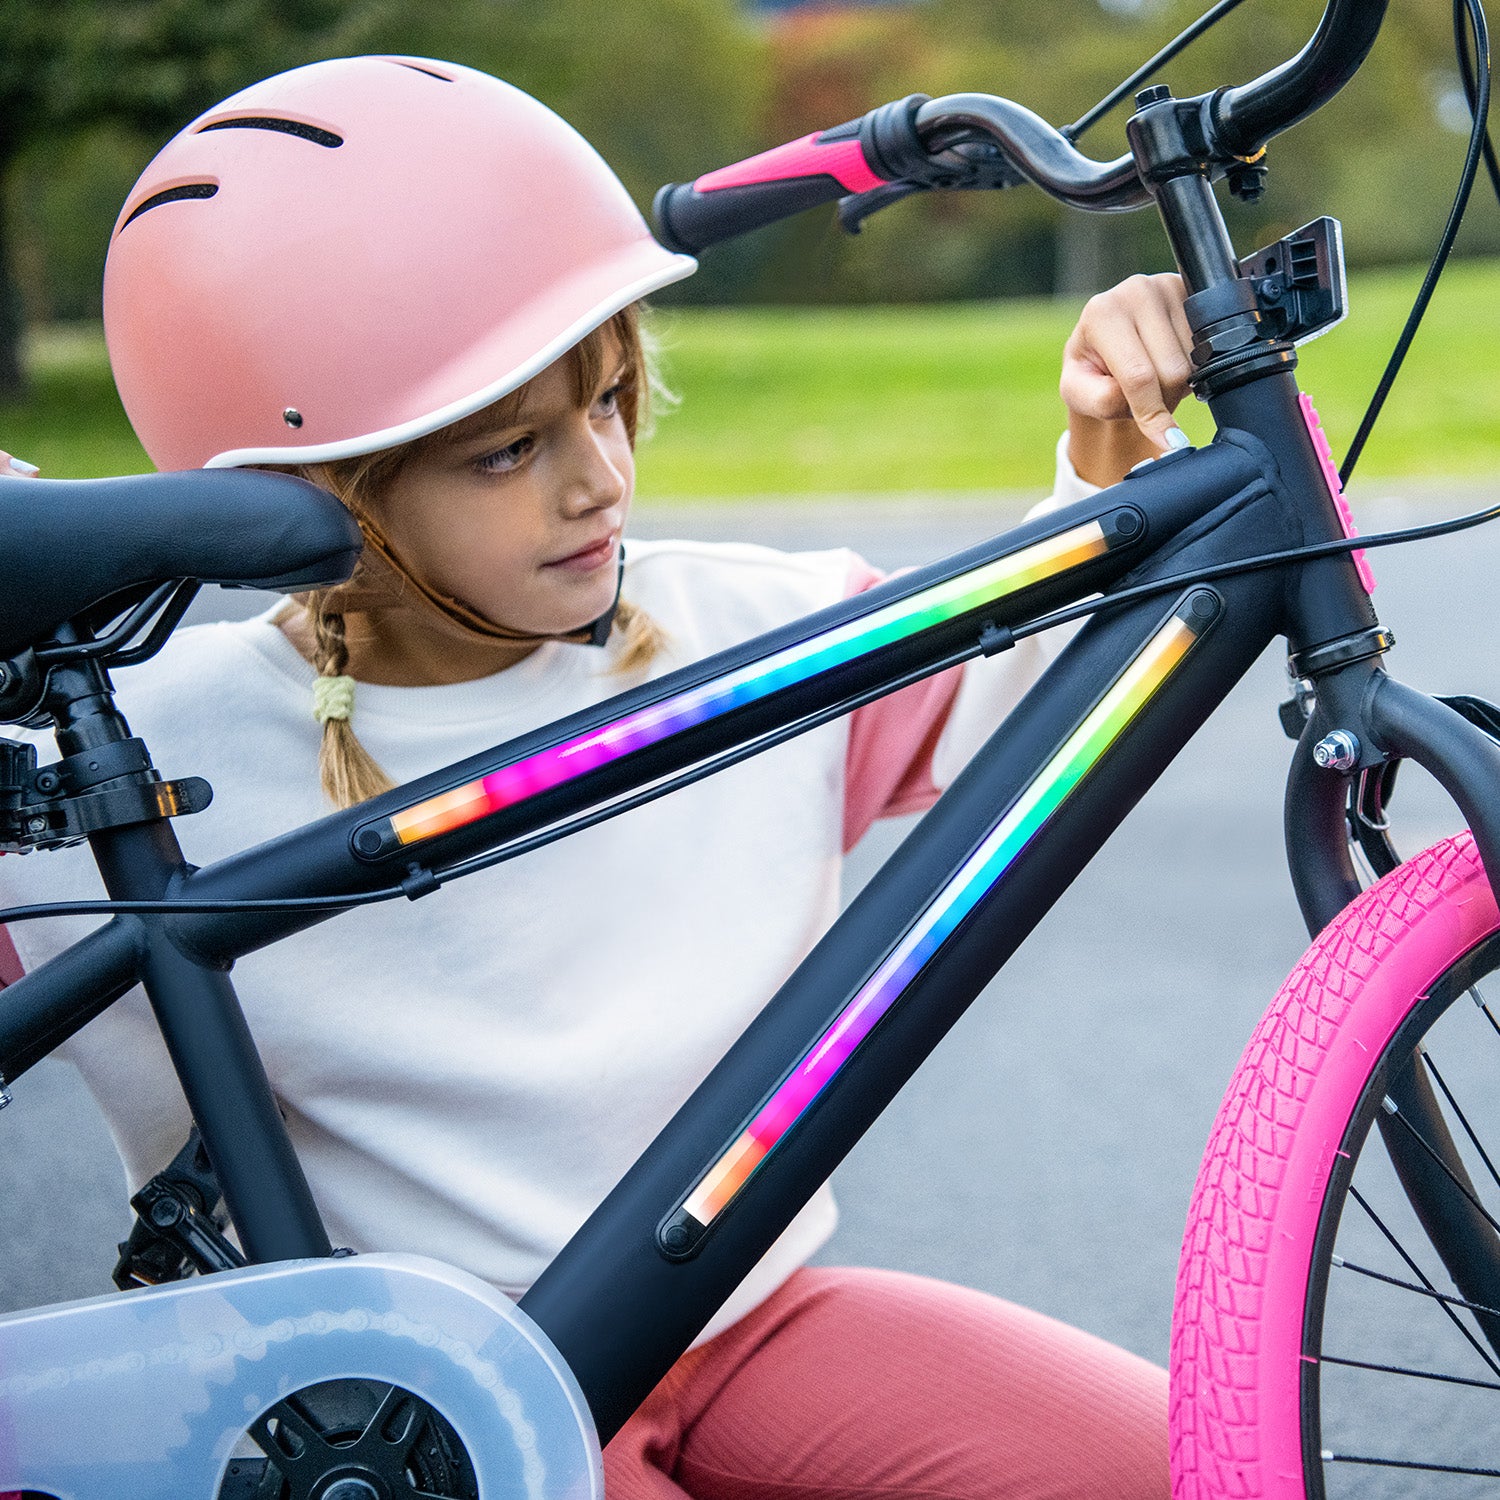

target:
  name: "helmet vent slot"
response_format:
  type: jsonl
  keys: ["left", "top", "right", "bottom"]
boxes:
{"left": 388, "top": 61, "right": 454, "bottom": 82}
{"left": 119, "top": 182, "right": 219, "bottom": 232}
{"left": 195, "top": 117, "right": 344, "bottom": 148}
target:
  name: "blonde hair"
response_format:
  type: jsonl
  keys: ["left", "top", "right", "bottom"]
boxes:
{"left": 278, "top": 304, "right": 669, "bottom": 809}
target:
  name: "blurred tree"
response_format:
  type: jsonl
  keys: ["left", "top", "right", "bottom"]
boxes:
{"left": 718, "top": 0, "right": 1496, "bottom": 303}
{"left": 6, "top": 0, "right": 1494, "bottom": 350}
{"left": 0, "top": 0, "right": 389, "bottom": 397}
{"left": 4, "top": 0, "right": 769, "bottom": 385}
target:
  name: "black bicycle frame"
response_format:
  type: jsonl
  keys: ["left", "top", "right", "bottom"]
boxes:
{"left": 7, "top": 390, "right": 1500, "bottom": 1435}
{"left": 7, "top": 0, "right": 1500, "bottom": 1444}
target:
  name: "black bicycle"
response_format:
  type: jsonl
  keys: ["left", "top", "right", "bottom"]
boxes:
{"left": 3, "top": 2, "right": 1499, "bottom": 1495}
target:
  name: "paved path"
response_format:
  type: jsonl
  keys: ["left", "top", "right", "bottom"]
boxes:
{"left": 2, "top": 478, "right": 1497, "bottom": 1486}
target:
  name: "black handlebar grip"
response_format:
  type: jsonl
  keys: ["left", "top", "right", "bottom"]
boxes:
{"left": 653, "top": 173, "right": 850, "bottom": 254}
{"left": 653, "top": 101, "right": 930, "bottom": 254}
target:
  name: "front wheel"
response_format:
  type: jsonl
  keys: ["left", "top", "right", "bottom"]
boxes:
{"left": 1170, "top": 833, "right": 1500, "bottom": 1498}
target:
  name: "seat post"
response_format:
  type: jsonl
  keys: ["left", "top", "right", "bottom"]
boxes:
{"left": 37, "top": 625, "right": 334, "bottom": 1263}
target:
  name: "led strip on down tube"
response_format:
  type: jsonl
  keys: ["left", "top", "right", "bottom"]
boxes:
{"left": 657, "top": 590, "right": 1221, "bottom": 1258}
{"left": 353, "top": 517, "right": 1132, "bottom": 859}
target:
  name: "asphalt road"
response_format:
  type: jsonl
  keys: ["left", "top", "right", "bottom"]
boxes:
{"left": 2, "top": 477, "right": 1497, "bottom": 1490}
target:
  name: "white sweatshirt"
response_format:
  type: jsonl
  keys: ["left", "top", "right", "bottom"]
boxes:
{"left": 0, "top": 444, "right": 1094, "bottom": 1338}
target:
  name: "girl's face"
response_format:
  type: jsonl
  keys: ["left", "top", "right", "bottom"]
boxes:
{"left": 368, "top": 338, "right": 634, "bottom": 640}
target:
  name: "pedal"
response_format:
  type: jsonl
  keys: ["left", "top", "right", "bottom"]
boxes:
{"left": 113, "top": 1126, "right": 244, "bottom": 1289}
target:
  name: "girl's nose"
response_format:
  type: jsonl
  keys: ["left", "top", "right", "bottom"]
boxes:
{"left": 559, "top": 421, "right": 629, "bottom": 517}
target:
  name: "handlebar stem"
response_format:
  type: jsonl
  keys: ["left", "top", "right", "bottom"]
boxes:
{"left": 1124, "top": 92, "right": 1242, "bottom": 295}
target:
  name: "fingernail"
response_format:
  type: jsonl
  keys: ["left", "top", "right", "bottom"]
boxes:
{"left": 1162, "top": 426, "right": 1191, "bottom": 452}
{"left": 4, "top": 456, "right": 38, "bottom": 476}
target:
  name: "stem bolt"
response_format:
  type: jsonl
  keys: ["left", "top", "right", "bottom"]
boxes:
{"left": 1313, "top": 730, "right": 1361, "bottom": 771}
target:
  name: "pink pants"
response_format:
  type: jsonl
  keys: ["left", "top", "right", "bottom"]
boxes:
{"left": 605, "top": 1267, "right": 1169, "bottom": 1500}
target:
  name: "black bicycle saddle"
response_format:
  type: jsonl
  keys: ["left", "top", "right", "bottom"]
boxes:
{"left": 0, "top": 469, "right": 363, "bottom": 659}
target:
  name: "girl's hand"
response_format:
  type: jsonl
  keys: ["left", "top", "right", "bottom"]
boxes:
{"left": 0, "top": 451, "right": 39, "bottom": 479}
{"left": 1060, "top": 273, "right": 1193, "bottom": 488}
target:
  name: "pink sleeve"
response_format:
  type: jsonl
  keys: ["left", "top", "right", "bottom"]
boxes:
{"left": 841, "top": 558, "right": 962, "bottom": 852}
{"left": 0, "top": 924, "right": 22, "bottom": 988}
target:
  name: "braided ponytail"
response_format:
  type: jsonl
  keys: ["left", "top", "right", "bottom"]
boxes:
{"left": 308, "top": 595, "right": 396, "bottom": 808}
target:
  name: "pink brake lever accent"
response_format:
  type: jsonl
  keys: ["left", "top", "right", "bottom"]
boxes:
{"left": 695, "top": 132, "right": 887, "bottom": 196}
{"left": 1299, "top": 392, "right": 1375, "bottom": 594}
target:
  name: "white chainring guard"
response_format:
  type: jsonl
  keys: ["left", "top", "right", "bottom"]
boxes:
{"left": 0, "top": 1251, "right": 602, "bottom": 1500}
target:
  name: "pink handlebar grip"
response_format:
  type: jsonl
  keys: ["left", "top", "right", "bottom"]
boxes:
{"left": 695, "top": 132, "right": 888, "bottom": 196}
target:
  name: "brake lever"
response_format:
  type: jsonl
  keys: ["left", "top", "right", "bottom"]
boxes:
{"left": 838, "top": 136, "right": 1026, "bottom": 235}
{"left": 838, "top": 181, "right": 929, "bottom": 234}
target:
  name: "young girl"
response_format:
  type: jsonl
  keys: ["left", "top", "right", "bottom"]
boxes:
{"left": 3, "top": 56, "right": 1196, "bottom": 1500}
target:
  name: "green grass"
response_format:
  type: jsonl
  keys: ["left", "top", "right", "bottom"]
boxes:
{"left": 6, "top": 258, "right": 1499, "bottom": 495}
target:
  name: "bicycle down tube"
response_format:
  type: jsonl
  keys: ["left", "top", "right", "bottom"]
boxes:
{"left": 0, "top": 424, "right": 1373, "bottom": 1439}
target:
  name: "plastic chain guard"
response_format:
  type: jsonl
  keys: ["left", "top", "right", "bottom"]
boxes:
{"left": 0, "top": 1252, "right": 602, "bottom": 1500}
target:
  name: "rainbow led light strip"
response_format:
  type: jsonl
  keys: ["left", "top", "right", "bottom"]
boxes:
{"left": 371, "top": 520, "right": 1118, "bottom": 850}
{"left": 675, "top": 598, "right": 1214, "bottom": 1233}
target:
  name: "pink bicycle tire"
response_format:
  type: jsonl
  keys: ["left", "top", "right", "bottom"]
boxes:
{"left": 1169, "top": 832, "right": 1500, "bottom": 1498}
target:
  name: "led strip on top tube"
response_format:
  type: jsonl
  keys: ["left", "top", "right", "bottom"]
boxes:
{"left": 659, "top": 590, "right": 1219, "bottom": 1255}
{"left": 363, "top": 518, "right": 1124, "bottom": 852}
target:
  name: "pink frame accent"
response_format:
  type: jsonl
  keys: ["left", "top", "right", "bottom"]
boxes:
{"left": 1298, "top": 392, "right": 1376, "bottom": 594}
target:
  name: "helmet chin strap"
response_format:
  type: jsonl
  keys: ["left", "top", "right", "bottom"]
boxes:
{"left": 316, "top": 513, "right": 622, "bottom": 649}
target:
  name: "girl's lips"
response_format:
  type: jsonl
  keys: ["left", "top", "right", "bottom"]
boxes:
{"left": 545, "top": 534, "right": 618, "bottom": 572}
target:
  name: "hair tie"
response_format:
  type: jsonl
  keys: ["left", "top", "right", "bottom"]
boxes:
{"left": 313, "top": 674, "right": 356, "bottom": 725}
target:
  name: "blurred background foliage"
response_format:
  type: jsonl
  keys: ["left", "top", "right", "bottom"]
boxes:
{"left": 1, "top": 0, "right": 1494, "bottom": 488}
{"left": 6, "top": 2, "right": 1493, "bottom": 342}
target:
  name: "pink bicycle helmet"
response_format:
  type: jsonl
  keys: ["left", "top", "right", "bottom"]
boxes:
{"left": 104, "top": 56, "right": 696, "bottom": 472}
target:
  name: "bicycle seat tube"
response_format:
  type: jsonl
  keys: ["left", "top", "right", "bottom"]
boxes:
{"left": 42, "top": 635, "right": 331, "bottom": 1263}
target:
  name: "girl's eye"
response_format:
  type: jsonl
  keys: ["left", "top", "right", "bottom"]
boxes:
{"left": 594, "top": 383, "right": 625, "bottom": 419}
{"left": 475, "top": 436, "right": 532, "bottom": 475}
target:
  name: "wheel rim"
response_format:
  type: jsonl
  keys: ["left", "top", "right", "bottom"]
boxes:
{"left": 1302, "top": 930, "right": 1500, "bottom": 1497}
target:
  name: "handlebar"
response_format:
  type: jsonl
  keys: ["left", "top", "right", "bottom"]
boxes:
{"left": 653, "top": 0, "right": 1389, "bottom": 254}
{"left": 1210, "top": 0, "right": 1390, "bottom": 158}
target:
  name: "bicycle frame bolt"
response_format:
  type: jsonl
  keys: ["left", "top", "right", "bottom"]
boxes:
{"left": 1135, "top": 83, "right": 1173, "bottom": 108}
{"left": 1312, "top": 730, "right": 1361, "bottom": 771}
{"left": 24, "top": 815, "right": 46, "bottom": 834}
{"left": 282, "top": 407, "right": 304, "bottom": 428}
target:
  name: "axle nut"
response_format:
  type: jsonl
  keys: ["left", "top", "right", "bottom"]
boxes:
{"left": 1312, "top": 730, "right": 1360, "bottom": 771}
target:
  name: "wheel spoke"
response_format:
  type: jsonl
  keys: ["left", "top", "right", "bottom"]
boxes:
{"left": 1324, "top": 1451, "right": 1500, "bottom": 1478}
{"left": 1382, "top": 1093, "right": 1500, "bottom": 1239}
{"left": 1318, "top": 1352, "right": 1500, "bottom": 1391}
{"left": 1350, "top": 1186, "right": 1500, "bottom": 1379}
{"left": 1333, "top": 1253, "right": 1500, "bottom": 1319}
{"left": 1469, "top": 982, "right": 1500, "bottom": 1042}
{"left": 1422, "top": 1050, "right": 1500, "bottom": 1196}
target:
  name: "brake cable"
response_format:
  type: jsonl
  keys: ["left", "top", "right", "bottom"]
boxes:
{"left": 2, "top": 3, "right": 1497, "bottom": 929}
{"left": 1065, "top": 0, "right": 1257, "bottom": 142}
{"left": 1340, "top": 0, "right": 1491, "bottom": 485}
{"left": 7, "top": 485, "right": 1500, "bottom": 929}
